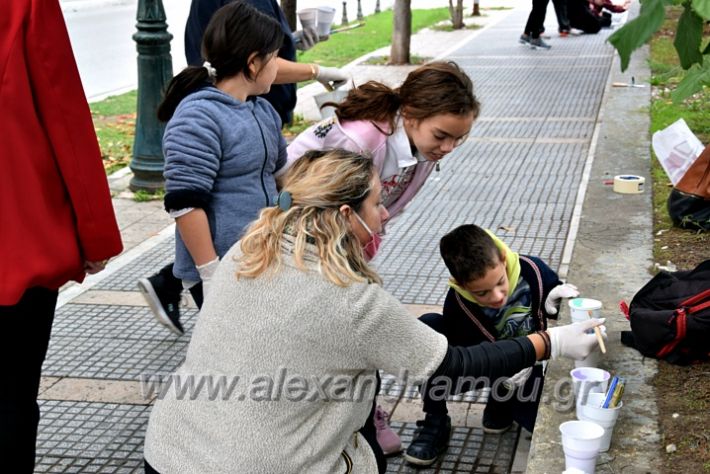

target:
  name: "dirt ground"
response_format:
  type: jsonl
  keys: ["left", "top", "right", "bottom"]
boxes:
{"left": 653, "top": 234, "right": 710, "bottom": 474}
{"left": 647, "top": 9, "right": 710, "bottom": 473}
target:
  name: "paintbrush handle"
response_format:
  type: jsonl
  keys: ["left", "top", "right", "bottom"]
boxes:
{"left": 593, "top": 326, "right": 606, "bottom": 354}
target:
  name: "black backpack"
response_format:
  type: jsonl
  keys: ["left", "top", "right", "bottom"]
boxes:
{"left": 621, "top": 260, "right": 710, "bottom": 365}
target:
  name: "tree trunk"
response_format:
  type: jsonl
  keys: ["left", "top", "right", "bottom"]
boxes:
{"left": 472, "top": 0, "right": 480, "bottom": 16}
{"left": 390, "top": 0, "right": 411, "bottom": 64}
{"left": 280, "top": 0, "right": 297, "bottom": 32}
{"left": 449, "top": 0, "right": 464, "bottom": 29}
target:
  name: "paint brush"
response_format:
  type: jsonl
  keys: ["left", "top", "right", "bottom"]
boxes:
{"left": 594, "top": 326, "right": 606, "bottom": 354}
{"left": 587, "top": 310, "right": 606, "bottom": 354}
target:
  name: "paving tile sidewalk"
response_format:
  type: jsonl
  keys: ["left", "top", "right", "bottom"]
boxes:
{"left": 36, "top": 2, "right": 648, "bottom": 472}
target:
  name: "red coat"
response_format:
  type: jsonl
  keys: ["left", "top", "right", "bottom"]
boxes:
{"left": 0, "top": 0, "right": 123, "bottom": 305}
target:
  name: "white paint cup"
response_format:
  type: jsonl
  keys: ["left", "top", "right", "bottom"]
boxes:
{"left": 578, "top": 392, "right": 623, "bottom": 452}
{"left": 297, "top": 8, "right": 318, "bottom": 30}
{"left": 569, "top": 298, "right": 603, "bottom": 367}
{"left": 316, "top": 6, "right": 336, "bottom": 39}
{"left": 559, "top": 420, "right": 605, "bottom": 474}
{"left": 570, "top": 367, "right": 610, "bottom": 419}
{"left": 569, "top": 298, "right": 602, "bottom": 322}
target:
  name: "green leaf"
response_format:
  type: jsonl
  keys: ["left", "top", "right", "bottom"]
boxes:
{"left": 671, "top": 60, "right": 710, "bottom": 102}
{"left": 674, "top": 3, "right": 704, "bottom": 69}
{"left": 608, "top": 0, "right": 668, "bottom": 71}
{"left": 691, "top": 0, "right": 710, "bottom": 18}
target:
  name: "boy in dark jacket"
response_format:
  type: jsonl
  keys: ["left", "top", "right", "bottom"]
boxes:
{"left": 404, "top": 224, "right": 578, "bottom": 467}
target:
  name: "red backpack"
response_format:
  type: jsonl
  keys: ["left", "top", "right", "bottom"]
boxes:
{"left": 620, "top": 260, "right": 710, "bottom": 365}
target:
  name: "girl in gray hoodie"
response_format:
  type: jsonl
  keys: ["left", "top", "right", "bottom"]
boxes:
{"left": 157, "top": 1, "right": 287, "bottom": 307}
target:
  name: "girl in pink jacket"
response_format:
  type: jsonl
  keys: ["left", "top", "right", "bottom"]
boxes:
{"left": 285, "top": 61, "right": 480, "bottom": 223}
{"left": 283, "top": 61, "right": 480, "bottom": 466}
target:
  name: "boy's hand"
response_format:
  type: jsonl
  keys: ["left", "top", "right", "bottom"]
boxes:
{"left": 544, "top": 283, "right": 579, "bottom": 314}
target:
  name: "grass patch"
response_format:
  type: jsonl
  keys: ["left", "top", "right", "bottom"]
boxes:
{"left": 297, "top": 8, "right": 450, "bottom": 67}
{"left": 132, "top": 188, "right": 165, "bottom": 202}
{"left": 90, "top": 90, "right": 136, "bottom": 175}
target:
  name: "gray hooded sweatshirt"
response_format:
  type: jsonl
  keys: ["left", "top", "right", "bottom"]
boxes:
{"left": 163, "top": 87, "right": 287, "bottom": 281}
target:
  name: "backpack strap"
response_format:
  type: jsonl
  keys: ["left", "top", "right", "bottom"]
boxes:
{"left": 455, "top": 292, "right": 496, "bottom": 343}
{"left": 681, "top": 288, "right": 710, "bottom": 311}
{"left": 519, "top": 255, "right": 547, "bottom": 330}
{"left": 657, "top": 308, "right": 688, "bottom": 358}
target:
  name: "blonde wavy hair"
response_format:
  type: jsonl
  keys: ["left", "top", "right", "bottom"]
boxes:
{"left": 236, "top": 149, "right": 382, "bottom": 286}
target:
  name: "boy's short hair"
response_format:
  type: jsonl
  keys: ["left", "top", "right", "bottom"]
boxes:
{"left": 439, "top": 224, "right": 503, "bottom": 284}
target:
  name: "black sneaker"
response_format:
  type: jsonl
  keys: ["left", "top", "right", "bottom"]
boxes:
{"left": 138, "top": 268, "right": 184, "bottom": 336}
{"left": 482, "top": 404, "right": 514, "bottom": 434}
{"left": 403, "top": 414, "right": 451, "bottom": 467}
{"left": 519, "top": 34, "right": 531, "bottom": 45}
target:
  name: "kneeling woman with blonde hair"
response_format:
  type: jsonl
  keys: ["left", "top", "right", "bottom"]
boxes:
{"left": 143, "top": 149, "right": 603, "bottom": 473}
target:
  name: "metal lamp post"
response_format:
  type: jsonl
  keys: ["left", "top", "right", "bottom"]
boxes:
{"left": 341, "top": 1, "right": 349, "bottom": 25}
{"left": 129, "top": 0, "right": 174, "bottom": 192}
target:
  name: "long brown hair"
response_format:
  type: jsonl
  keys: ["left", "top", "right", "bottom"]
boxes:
{"left": 332, "top": 61, "right": 480, "bottom": 133}
{"left": 236, "top": 149, "right": 382, "bottom": 286}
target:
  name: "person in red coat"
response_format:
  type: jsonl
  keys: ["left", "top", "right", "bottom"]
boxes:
{"left": 0, "top": 0, "right": 123, "bottom": 470}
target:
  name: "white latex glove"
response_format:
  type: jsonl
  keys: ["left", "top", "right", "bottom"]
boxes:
{"left": 294, "top": 27, "right": 318, "bottom": 51}
{"left": 544, "top": 283, "right": 579, "bottom": 314}
{"left": 548, "top": 319, "right": 606, "bottom": 360}
{"left": 503, "top": 366, "right": 533, "bottom": 390}
{"left": 196, "top": 257, "right": 219, "bottom": 296}
{"left": 316, "top": 65, "right": 349, "bottom": 91}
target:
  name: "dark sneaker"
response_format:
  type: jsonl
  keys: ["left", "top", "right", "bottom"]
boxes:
{"left": 529, "top": 37, "right": 551, "bottom": 50}
{"left": 403, "top": 414, "right": 451, "bottom": 466}
{"left": 519, "top": 34, "right": 531, "bottom": 45}
{"left": 482, "top": 404, "right": 514, "bottom": 434}
{"left": 138, "top": 271, "right": 184, "bottom": 336}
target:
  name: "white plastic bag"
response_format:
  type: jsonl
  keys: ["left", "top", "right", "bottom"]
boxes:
{"left": 651, "top": 118, "right": 705, "bottom": 185}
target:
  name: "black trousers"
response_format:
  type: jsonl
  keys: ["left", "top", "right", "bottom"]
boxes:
{"left": 0, "top": 287, "right": 58, "bottom": 473}
{"left": 552, "top": 0, "right": 571, "bottom": 31}
{"left": 524, "top": 0, "right": 552, "bottom": 38}
{"left": 418, "top": 313, "right": 544, "bottom": 432}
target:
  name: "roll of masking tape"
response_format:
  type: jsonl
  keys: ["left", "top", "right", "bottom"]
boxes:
{"left": 613, "top": 175, "right": 645, "bottom": 194}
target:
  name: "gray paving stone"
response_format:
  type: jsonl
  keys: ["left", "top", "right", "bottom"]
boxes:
{"left": 385, "top": 422, "right": 519, "bottom": 473}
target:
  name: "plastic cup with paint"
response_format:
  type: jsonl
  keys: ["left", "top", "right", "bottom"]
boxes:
{"left": 569, "top": 298, "right": 603, "bottom": 367}
{"left": 578, "top": 392, "right": 623, "bottom": 452}
{"left": 559, "top": 420, "right": 605, "bottom": 474}
{"left": 569, "top": 298, "right": 602, "bottom": 322}
{"left": 297, "top": 8, "right": 318, "bottom": 30}
{"left": 570, "top": 367, "right": 610, "bottom": 418}
{"left": 316, "top": 6, "right": 336, "bottom": 39}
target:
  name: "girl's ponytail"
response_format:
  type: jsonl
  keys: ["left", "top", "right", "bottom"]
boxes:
{"left": 333, "top": 81, "right": 402, "bottom": 134}
{"left": 157, "top": 66, "right": 210, "bottom": 122}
